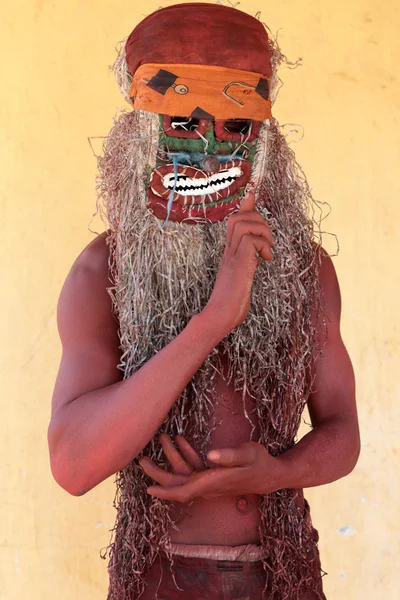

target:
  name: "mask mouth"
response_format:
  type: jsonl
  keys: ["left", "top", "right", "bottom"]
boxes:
{"left": 159, "top": 166, "right": 241, "bottom": 199}
{"left": 149, "top": 158, "right": 251, "bottom": 206}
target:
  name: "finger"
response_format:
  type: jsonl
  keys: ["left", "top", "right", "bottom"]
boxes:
{"left": 207, "top": 444, "right": 256, "bottom": 467}
{"left": 229, "top": 221, "right": 275, "bottom": 255}
{"left": 175, "top": 435, "right": 206, "bottom": 471}
{"left": 238, "top": 190, "right": 255, "bottom": 213}
{"left": 236, "top": 233, "right": 273, "bottom": 262}
{"left": 226, "top": 211, "right": 266, "bottom": 248}
{"left": 146, "top": 484, "right": 192, "bottom": 503}
{"left": 159, "top": 433, "right": 193, "bottom": 475}
{"left": 139, "top": 457, "right": 190, "bottom": 486}
{"left": 148, "top": 469, "right": 220, "bottom": 502}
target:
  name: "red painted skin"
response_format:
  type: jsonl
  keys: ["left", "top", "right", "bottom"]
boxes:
{"left": 48, "top": 192, "right": 360, "bottom": 549}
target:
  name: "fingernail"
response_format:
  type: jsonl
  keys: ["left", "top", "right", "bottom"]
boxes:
{"left": 208, "top": 451, "right": 220, "bottom": 460}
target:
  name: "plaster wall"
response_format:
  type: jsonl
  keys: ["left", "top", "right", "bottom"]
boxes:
{"left": 1, "top": 1, "right": 399, "bottom": 598}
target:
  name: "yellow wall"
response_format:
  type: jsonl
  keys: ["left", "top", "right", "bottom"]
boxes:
{"left": 1, "top": 1, "right": 399, "bottom": 598}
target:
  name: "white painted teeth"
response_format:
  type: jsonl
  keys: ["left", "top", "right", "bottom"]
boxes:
{"left": 162, "top": 167, "right": 242, "bottom": 196}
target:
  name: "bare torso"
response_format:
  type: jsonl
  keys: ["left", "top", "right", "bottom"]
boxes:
{"left": 64, "top": 232, "right": 305, "bottom": 544}
{"left": 52, "top": 228, "right": 357, "bottom": 554}
{"left": 167, "top": 354, "right": 305, "bottom": 545}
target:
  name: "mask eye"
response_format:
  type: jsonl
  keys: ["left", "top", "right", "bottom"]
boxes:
{"left": 163, "top": 115, "right": 208, "bottom": 139}
{"left": 214, "top": 119, "right": 261, "bottom": 143}
{"left": 223, "top": 119, "right": 252, "bottom": 135}
{"left": 170, "top": 116, "right": 200, "bottom": 131}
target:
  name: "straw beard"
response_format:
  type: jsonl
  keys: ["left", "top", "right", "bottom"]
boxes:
{"left": 97, "top": 108, "right": 327, "bottom": 600}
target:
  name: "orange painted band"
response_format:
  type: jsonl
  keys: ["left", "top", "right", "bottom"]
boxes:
{"left": 129, "top": 63, "right": 272, "bottom": 121}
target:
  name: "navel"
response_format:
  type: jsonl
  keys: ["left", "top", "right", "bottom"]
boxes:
{"left": 236, "top": 496, "right": 249, "bottom": 512}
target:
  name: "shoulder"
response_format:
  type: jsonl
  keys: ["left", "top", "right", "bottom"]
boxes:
{"left": 313, "top": 243, "right": 341, "bottom": 320}
{"left": 71, "top": 230, "right": 111, "bottom": 280}
{"left": 309, "top": 244, "right": 343, "bottom": 353}
{"left": 57, "top": 230, "right": 116, "bottom": 341}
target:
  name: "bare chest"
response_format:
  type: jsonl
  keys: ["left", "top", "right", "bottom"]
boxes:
{"left": 167, "top": 355, "right": 262, "bottom": 545}
{"left": 207, "top": 359, "right": 261, "bottom": 449}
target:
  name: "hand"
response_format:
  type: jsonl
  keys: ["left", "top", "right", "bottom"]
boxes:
{"left": 138, "top": 433, "right": 208, "bottom": 500}
{"left": 202, "top": 190, "right": 274, "bottom": 334}
{"left": 139, "top": 434, "right": 280, "bottom": 503}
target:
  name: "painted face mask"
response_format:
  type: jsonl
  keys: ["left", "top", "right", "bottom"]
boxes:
{"left": 148, "top": 114, "right": 262, "bottom": 223}
{"left": 124, "top": 1, "right": 274, "bottom": 225}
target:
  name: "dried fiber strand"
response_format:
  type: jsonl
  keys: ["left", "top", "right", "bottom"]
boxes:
{"left": 92, "top": 28, "right": 329, "bottom": 600}
{"left": 95, "top": 106, "right": 328, "bottom": 599}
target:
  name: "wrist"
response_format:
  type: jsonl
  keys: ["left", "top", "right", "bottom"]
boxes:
{"left": 257, "top": 453, "right": 289, "bottom": 495}
{"left": 197, "top": 306, "right": 232, "bottom": 340}
{"left": 270, "top": 455, "right": 291, "bottom": 492}
{"left": 270, "top": 451, "right": 301, "bottom": 492}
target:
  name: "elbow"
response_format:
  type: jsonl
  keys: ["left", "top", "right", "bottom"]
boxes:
{"left": 340, "top": 426, "right": 361, "bottom": 478}
{"left": 49, "top": 452, "right": 91, "bottom": 497}
{"left": 318, "top": 417, "right": 361, "bottom": 481}
{"left": 347, "top": 432, "right": 361, "bottom": 475}
{"left": 48, "top": 423, "right": 92, "bottom": 497}
{"left": 59, "top": 482, "right": 88, "bottom": 497}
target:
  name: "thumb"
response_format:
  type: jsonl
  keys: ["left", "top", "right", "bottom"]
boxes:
{"left": 238, "top": 190, "right": 255, "bottom": 213}
{"left": 207, "top": 443, "right": 255, "bottom": 467}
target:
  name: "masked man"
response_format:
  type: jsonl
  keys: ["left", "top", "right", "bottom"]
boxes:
{"left": 48, "top": 3, "right": 359, "bottom": 599}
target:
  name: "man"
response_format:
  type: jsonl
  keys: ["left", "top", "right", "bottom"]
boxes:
{"left": 48, "top": 3, "right": 359, "bottom": 599}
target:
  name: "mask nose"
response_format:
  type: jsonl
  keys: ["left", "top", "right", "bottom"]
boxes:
{"left": 200, "top": 155, "right": 220, "bottom": 174}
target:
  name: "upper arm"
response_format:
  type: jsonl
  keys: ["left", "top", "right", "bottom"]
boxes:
{"left": 306, "top": 248, "right": 358, "bottom": 430}
{"left": 50, "top": 231, "right": 123, "bottom": 423}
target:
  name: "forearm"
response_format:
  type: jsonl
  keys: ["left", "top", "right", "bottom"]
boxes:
{"left": 266, "top": 417, "right": 361, "bottom": 493}
{"left": 50, "top": 311, "right": 225, "bottom": 495}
